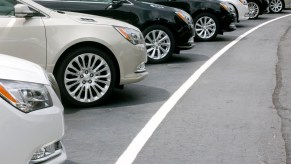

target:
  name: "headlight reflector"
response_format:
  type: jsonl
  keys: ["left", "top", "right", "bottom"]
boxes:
{"left": 239, "top": 0, "right": 248, "bottom": 5}
{"left": 0, "top": 79, "right": 52, "bottom": 113}
{"left": 114, "top": 26, "right": 144, "bottom": 45}
{"left": 175, "top": 10, "right": 193, "bottom": 25}
{"left": 220, "top": 2, "right": 230, "bottom": 11}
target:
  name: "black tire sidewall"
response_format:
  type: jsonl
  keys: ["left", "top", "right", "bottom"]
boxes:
{"left": 193, "top": 13, "right": 219, "bottom": 42}
{"left": 142, "top": 25, "right": 175, "bottom": 63}
{"left": 55, "top": 47, "right": 116, "bottom": 107}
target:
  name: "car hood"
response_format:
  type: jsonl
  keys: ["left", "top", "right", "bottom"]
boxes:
{"left": 131, "top": 0, "right": 178, "bottom": 12}
{"left": 65, "top": 11, "right": 140, "bottom": 31}
{"left": 0, "top": 54, "right": 49, "bottom": 85}
{"left": 22, "top": 0, "right": 140, "bottom": 31}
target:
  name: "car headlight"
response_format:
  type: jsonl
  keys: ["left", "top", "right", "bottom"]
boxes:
{"left": 239, "top": 0, "right": 248, "bottom": 5}
{"left": 220, "top": 2, "right": 230, "bottom": 11}
{"left": 0, "top": 79, "right": 52, "bottom": 113}
{"left": 175, "top": 10, "right": 193, "bottom": 25}
{"left": 114, "top": 26, "right": 144, "bottom": 45}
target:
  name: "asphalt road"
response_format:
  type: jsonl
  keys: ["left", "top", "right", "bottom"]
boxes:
{"left": 64, "top": 11, "right": 291, "bottom": 164}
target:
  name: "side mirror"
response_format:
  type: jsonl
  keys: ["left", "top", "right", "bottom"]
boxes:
{"left": 14, "top": 4, "right": 34, "bottom": 18}
{"left": 106, "top": 0, "right": 124, "bottom": 10}
{"left": 112, "top": 0, "right": 123, "bottom": 5}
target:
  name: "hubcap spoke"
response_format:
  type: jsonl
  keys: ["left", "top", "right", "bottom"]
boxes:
{"left": 195, "top": 16, "right": 216, "bottom": 39}
{"left": 248, "top": 2, "right": 259, "bottom": 18}
{"left": 145, "top": 29, "right": 171, "bottom": 60}
{"left": 270, "top": 0, "right": 282, "bottom": 12}
{"left": 64, "top": 53, "right": 111, "bottom": 103}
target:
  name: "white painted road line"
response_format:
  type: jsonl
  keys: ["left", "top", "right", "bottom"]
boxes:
{"left": 115, "top": 14, "right": 291, "bottom": 164}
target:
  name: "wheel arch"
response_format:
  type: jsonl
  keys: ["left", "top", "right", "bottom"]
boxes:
{"left": 192, "top": 9, "right": 221, "bottom": 31}
{"left": 228, "top": 3, "right": 239, "bottom": 22}
{"left": 140, "top": 20, "right": 178, "bottom": 49}
{"left": 53, "top": 41, "right": 121, "bottom": 87}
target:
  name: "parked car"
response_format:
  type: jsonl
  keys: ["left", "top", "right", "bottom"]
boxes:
{"left": 34, "top": 0, "right": 195, "bottom": 63}
{"left": 221, "top": 0, "right": 250, "bottom": 22}
{"left": 131, "top": 0, "right": 236, "bottom": 41}
{"left": 247, "top": 0, "right": 269, "bottom": 18}
{"left": 268, "top": 0, "right": 291, "bottom": 13}
{"left": 0, "top": 54, "right": 66, "bottom": 163}
{"left": 0, "top": 0, "right": 148, "bottom": 107}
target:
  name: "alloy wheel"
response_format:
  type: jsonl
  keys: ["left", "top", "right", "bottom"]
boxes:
{"left": 64, "top": 53, "right": 111, "bottom": 103}
{"left": 195, "top": 16, "right": 216, "bottom": 40}
{"left": 248, "top": 2, "right": 260, "bottom": 19}
{"left": 145, "top": 30, "right": 171, "bottom": 61}
{"left": 269, "top": 0, "right": 283, "bottom": 13}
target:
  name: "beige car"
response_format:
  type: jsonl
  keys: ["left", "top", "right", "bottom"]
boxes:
{"left": 0, "top": 0, "right": 148, "bottom": 107}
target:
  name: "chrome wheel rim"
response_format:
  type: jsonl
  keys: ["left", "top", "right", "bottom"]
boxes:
{"left": 248, "top": 2, "right": 259, "bottom": 18}
{"left": 270, "top": 0, "right": 283, "bottom": 12}
{"left": 64, "top": 53, "right": 111, "bottom": 103}
{"left": 145, "top": 30, "right": 171, "bottom": 60}
{"left": 195, "top": 16, "right": 216, "bottom": 39}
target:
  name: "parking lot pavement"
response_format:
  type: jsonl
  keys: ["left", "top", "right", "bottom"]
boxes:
{"left": 64, "top": 11, "right": 291, "bottom": 164}
{"left": 274, "top": 24, "right": 291, "bottom": 162}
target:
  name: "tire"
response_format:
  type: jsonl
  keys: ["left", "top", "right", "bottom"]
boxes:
{"left": 193, "top": 13, "right": 219, "bottom": 42}
{"left": 269, "top": 0, "right": 284, "bottom": 13}
{"left": 142, "top": 25, "right": 175, "bottom": 63}
{"left": 248, "top": 0, "right": 261, "bottom": 19}
{"left": 55, "top": 47, "right": 116, "bottom": 107}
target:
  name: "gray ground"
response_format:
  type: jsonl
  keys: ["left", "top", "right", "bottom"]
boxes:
{"left": 64, "top": 11, "right": 291, "bottom": 164}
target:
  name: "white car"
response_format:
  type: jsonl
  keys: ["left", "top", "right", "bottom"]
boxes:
{"left": 0, "top": 54, "right": 66, "bottom": 163}
{"left": 268, "top": 0, "right": 291, "bottom": 12}
{"left": 222, "top": 0, "right": 250, "bottom": 22}
{"left": 0, "top": 0, "right": 148, "bottom": 107}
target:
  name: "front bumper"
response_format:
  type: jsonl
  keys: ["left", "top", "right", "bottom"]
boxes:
{"left": 0, "top": 86, "right": 66, "bottom": 164}
{"left": 113, "top": 41, "right": 148, "bottom": 85}
{"left": 238, "top": 4, "right": 250, "bottom": 21}
{"left": 176, "top": 24, "right": 195, "bottom": 51}
{"left": 30, "top": 141, "right": 67, "bottom": 164}
{"left": 261, "top": 0, "right": 270, "bottom": 13}
{"left": 178, "top": 36, "right": 195, "bottom": 50}
{"left": 219, "top": 9, "right": 237, "bottom": 33}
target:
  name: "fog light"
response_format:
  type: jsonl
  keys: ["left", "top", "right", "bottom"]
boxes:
{"left": 136, "top": 62, "right": 146, "bottom": 73}
{"left": 31, "top": 141, "right": 62, "bottom": 163}
{"left": 31, "top": 148, "right": 46, "bottom": 160}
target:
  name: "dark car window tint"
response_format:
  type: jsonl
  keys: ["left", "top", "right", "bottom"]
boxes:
{"left": 81, "top": 0, "right": 111, "bottom": 3}
{"left": 0, "top": 0, "right": 17, "bottom": 16}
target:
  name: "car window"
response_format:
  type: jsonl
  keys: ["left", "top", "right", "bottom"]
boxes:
{"left": 81, "top": 0, "right": 112, "bottom": 3}
{"left": 0, "top": 0, "right": 17, "bottom": 16}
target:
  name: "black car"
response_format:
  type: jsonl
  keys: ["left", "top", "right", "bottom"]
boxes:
{"left": 247, "top": 0, "right": 269, "bottom": 19}
{"left": 135, "top": 0, "right": 237, "bottom": 41}
{"left": 34, "top": 0, "right": 195, "bottom": 63}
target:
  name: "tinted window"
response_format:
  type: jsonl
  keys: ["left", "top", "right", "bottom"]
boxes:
{"left": 0, "top": 0, "right": 17, "bottom": 16}
{"left": 81, "top": 0, "right": 111, "bottom": 3}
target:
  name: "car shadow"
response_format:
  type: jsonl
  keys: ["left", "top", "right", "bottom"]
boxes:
{"left": 64, "top": 160, "right": 80, "bottom": 164}
{"left": 64, "top": 84, "right": 170, "bottom": 113}
{"left": 210, "top": 35, "right": 238, "bottom": 42}
{"left": 236, "top": 23, "right": 252, "bottom": 28}
{"left": 250, "top": 17, "right": 268, "bottom": 20}
{"left": 146, "top": 53, "right": 210, "bottom": 65}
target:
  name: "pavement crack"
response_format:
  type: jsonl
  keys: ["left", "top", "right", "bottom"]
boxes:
{"left": 272, "top": 26, "right": 291, "bottom": 164}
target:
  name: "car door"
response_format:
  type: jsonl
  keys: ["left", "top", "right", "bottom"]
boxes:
{"left": 0, "top": 0, "right": 47, "bottom": 68}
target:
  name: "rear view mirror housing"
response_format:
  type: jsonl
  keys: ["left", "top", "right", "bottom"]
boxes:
{"left": 14, "top": 4, "right": 34, "bottom": 18}
{"left": 106, "top": 0, "right": 127, "bottom": 10}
